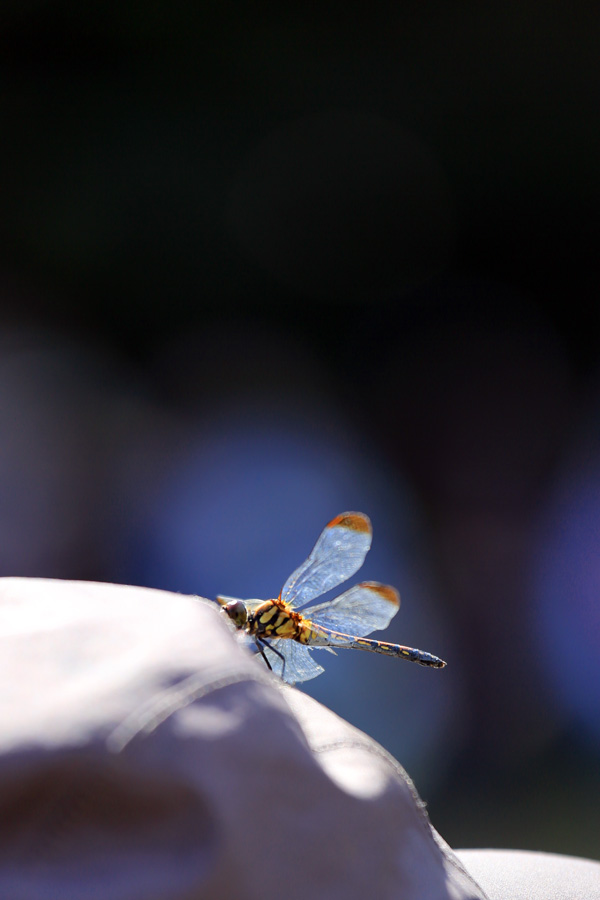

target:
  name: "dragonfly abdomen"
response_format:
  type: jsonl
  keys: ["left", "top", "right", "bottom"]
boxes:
{"left": 317, "top": 631, "right": 446, "bottom": 668}
{"left": 295, "top": 621, "right": 334, "bottom": 647}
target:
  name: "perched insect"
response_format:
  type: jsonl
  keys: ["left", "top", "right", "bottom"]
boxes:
{"left": 218, "top": 512, "right": 446, "bottom": 684}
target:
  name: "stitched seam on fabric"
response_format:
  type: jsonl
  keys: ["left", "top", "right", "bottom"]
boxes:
{"left": 315, "top": 738, "right": 488, "bottom": 898}
{"left": 312, "top": 738, "right": 454, "bottom": 864}
{"left": 314, "top": 739, "right": 489, "bottom": 899}
{"left": 430, "top": 832, "right": 491, "bottom": 900}
{"left": 107, "top": 668, "right": 275, "bottom": 752}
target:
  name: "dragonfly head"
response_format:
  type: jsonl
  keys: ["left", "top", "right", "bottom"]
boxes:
{"left": 219, "top": 598, "right": 248, "bottom": 629}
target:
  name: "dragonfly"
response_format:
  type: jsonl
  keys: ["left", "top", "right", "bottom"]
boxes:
{"left": 218, "top": 512, "right": 446, "bottom": 684}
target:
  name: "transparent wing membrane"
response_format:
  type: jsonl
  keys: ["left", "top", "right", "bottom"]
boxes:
{"left": 280, "top": 512, "right": 372, "bottom": 609}
{"left": 258, "top": 638, "right": 325, "bottom": 684}
{"left": 306, "top": 581, "right": 400, "bottom": 637}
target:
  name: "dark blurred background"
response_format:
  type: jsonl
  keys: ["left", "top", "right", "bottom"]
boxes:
{"left": 1, "top": 1, "right": 598, "bottom": 859}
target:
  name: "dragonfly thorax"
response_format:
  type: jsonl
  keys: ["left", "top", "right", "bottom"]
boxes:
{"left": 248, "top": 599, "right": 302, "bottom": 641}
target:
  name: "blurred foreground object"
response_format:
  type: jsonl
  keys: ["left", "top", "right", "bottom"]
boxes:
{"left": 0, "top": 578, "right": 597, "bottom": 900}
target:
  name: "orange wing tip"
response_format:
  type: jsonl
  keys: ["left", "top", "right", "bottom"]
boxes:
{"left": 359, "top": 581, "right": 400, "bottom": 607}
{"left": 327, "top": 512, "right": 372, "bottom": 534}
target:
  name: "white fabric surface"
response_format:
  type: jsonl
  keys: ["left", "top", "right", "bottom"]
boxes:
{"left": 0, "top": 577, "right": 594, "bottom": 899}
{"left": 456, "top": 850, "right": 600, "bottom": 900}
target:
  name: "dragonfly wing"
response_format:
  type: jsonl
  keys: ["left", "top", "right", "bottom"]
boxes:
{"left": 280, "top": 512, "right": 372, "bottom": 609}
{"left": 306, "top": 581, "right": 400, "bottom": 636}
{"left": 258, "top": 639, "right": 325, "bottom": 684}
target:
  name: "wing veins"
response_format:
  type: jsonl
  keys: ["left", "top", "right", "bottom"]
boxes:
{"left": 306, "top": 581, "right": 400, "bottom": 637}
{"left": 280, "top": 512, "right": 372, "bottom": 609}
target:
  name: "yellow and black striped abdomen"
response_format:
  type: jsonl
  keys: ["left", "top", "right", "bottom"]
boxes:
{"left": 294, "top": 622, "right": 446, "bottom": 667}
{"left": 316, "top": 630, "right": 446, "bottom": 667}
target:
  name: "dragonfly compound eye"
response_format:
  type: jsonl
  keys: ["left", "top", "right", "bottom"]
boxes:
{"left": 222, "top": 600, "right": 248, "bottom": 628}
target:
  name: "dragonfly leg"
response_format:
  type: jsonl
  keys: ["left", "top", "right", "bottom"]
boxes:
{"left": 255, "top": 637, "right": 287, "bottom": 680}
